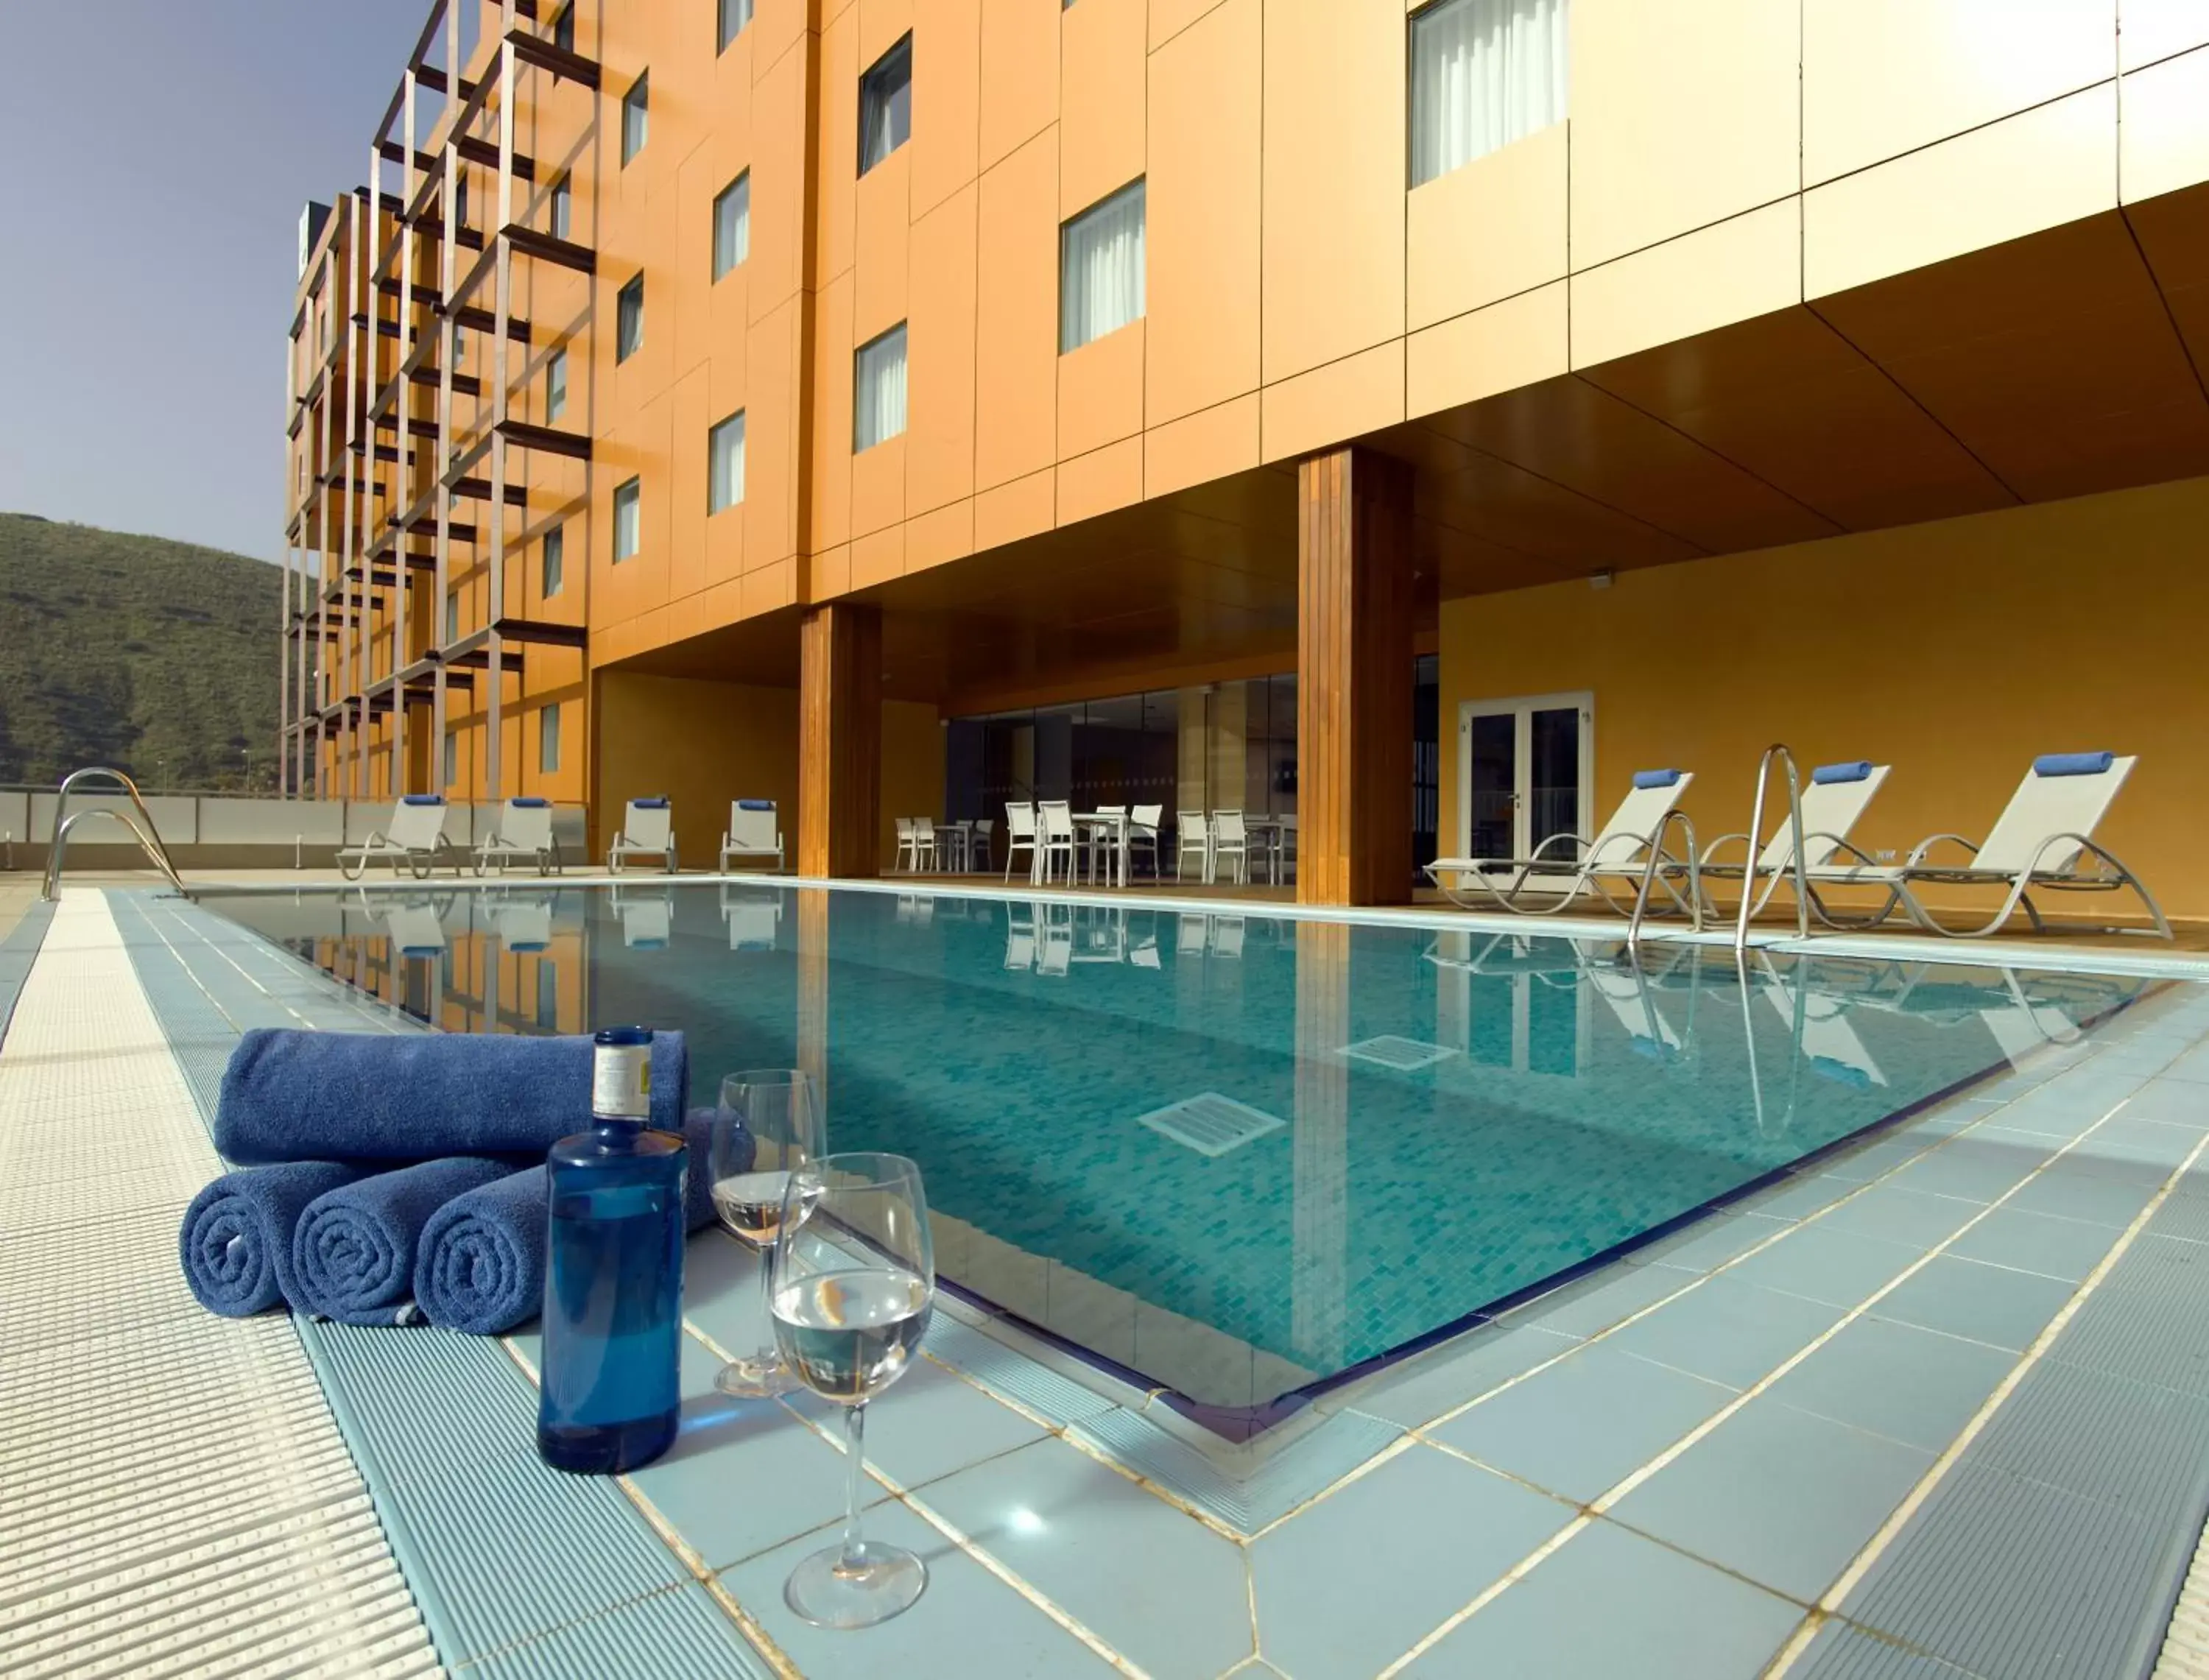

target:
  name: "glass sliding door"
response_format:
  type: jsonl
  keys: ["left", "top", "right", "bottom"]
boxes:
{"left": 1455, "top": 692, "right": 1593, "bottom": 863}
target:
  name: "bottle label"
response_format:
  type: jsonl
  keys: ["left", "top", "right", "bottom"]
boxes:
{"left": 592, "top": 1043, "right": 651, "bottom": 1119}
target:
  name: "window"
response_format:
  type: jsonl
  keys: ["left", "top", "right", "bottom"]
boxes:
{"left": 539, "top": 702, "right": 563, "bottom": 773}
{"left": 718, "top": 0, "right": 753, "bottom": 52}
{"left": 712, "top": 172, "right": 750, "bottom": 280}
{"left": 616, "top": 273, "right": 644, "bottom": 361}
{"left": 544, "top": 348, "right": 567, "bottom": 422}
{"left": 859, "top": 35, "right": 912, "bottom": 174}
{"left": 1060, "top": 179, "right": 1145, "bottom": 353}
{"left": 443, "top": 729, "right": 458, "bottom": 786}
{"left": 444, "top": 590, "right": 459, "bottom": 644}
{"left": 709, "top": 411, "right": 747, "bottom": 512}
{"left": 853, "top": 323, "right": 908, "bottom": 451}
{"left": 454, "top": 172, "right": 468, "bottom": 229}
{"left": 613, "top": 476, "right": 641, "bottom": 560}
{"left": 551, "top": 2, "right": 574, "bottom": 53}
{"left": 542, "top": 523, "right": 564, "bottom": 597}
{"left": 621, "top": 71, "right": 649, "bottom": 165}
{"left": 536, "top": 964, "right": 558, "bottom": 1030}
{"left": 1409, "top": 0, "right": 1568, "bottom": 188}
{"left": 549, "top": 176, "right": 571, "bottom": 239}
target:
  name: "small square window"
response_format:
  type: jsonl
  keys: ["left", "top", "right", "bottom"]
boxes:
{"left": 712, "top": 172, "right": 750, "bottom": 280}
{"left": 549, "top": 177, "right": 571, "bottom": 239}
{"left": 1060, "top": 178, "right": 1146, "bottom": 353}
{"left": 709, "top": 411, "right": 747, "bottom": 513}
{"left": 616, "top": 274, "right": 644, "bottom": 361}
{"left": 544, "top": 349, "right": 567, "bottom": 422}
{"left": 622, "top": 72, "right": 649, "bottom": 165}
{"left": 540, "top": 702, "right": 563, "bottom": 773}
{"left": 718, "top": 0, "right": 753, "bottom": 52}
{"left": 859, "top": 35, "right": 912, "bottom": 175}
{"left": 613, "top": 476, "right": 641, "bottom": 560}
{"left": 853, "top": 323, "right": 907, "bottom": 451}
{"left": 552, "top": 3, "right": 574, "bottom": 54}
{"left": 542, "top": 523, "right": 564, "bottom": 597}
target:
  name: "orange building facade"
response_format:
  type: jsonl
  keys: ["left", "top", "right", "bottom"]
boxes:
{"left": 285, "top": 0, "right": 2209, "bottom": 915}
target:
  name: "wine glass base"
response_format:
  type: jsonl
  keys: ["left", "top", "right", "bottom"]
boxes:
{"left": 714, "top": 1353, "right": 803, "bottom": 1399}
{"left": 783, "top": 1539, "right": 928, "bottom": 1629}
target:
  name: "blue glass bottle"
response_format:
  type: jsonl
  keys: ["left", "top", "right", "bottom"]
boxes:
{"left": 538, "top": 1026, "right": 686, "bottom": 1475}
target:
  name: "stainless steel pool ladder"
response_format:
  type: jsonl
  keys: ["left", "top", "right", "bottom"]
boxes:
{"left": 1736, "top": 744, "right": 1811, "bottom": 956}
{"left": 40, "top": 766, "right": 187, "bottom": 900}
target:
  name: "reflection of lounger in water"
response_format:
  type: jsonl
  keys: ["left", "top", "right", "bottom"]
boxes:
{"left": 1760, "top": 975, "right": 1888, "bottom": 1088}
{"left": 1588, "top": 963, "right": 1685, "bottom": 1061}
{"left": 722, "top": 886, "right": 781, "bottom": 950}
{"left": 382, "top": 900, "right": 447, "bottom": 957}
{"left": 613, "top": 887, "right": 672, "bottom": 950}
{"left": 488, "top": 896, "right": 554, "bottom": 953}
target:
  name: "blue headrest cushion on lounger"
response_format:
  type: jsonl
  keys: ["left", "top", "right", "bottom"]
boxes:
{"left": 1811, "top": 1055, "right": 1874, "bottom": 1089}
{"left": 510, "top": 796, "right": 551, "bottom": 808}
{"left": 1811, "top": 760, "right": 1874, "bottom": 785}
{"left": 736, "top": 798, "right": 776, "bottom": 811}
{"left": 2033, "top": 752, "right": 2114, "bottom": 777}
{"left": 632, "top": 796, "right": 671, "bottom": 809}
{"left": 1632, "top": 769, "right": 1684, "bottom": 790}
{"left": 401, "top": 794, "right": 445, "bottom": 805}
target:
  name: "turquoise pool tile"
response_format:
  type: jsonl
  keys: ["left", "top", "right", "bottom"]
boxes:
{"left": 1814, "top": 1185, "right": 1984, "bottom": 1252}
{"left": 912, "top": 1437, "right": 1252, "bottom": 1680}
{"left": 1350, "top": 1321, "right": 1583, "bottom": 1430}
{"left": 1430, "top": 1342, "right": 1736, "bottom": 1504}
{"left": 716, "top": 1500, "right": 1124, "bottom": 1680}
{"left": 1251, "top": 1443, "right": 1571, "bottom": 1679}
{"left": 1869, "top": 1255, "right": 2074, "bottom": 1352}
{"left": 1764, "top": 1318, "right": 2012, "bottom": 1452}
{"left": 1723, "top": 1222, "right": 1923, "bottom": 1310}
{"left": 1624, "top": 1211, "right": 1791, "bottom": 1274}
{"left": 1604, "top": 1273, "right": 1844, "bottom": 1388}
{"left": 1401, "top": 1519, "right": 1801, "bottom": 1680}
{"left": 1610, "top": 1402, "right": 1934, "bottom": 1602}
{"left": 783, "top": 1352, "right": 1049, "bottom": 1493}
{"left": 624, "top": 1336, "right": 859, "bottom": 1570}
{"left": 2004, "top": 1160, "right": 2160, "bottom": 1229}
{"left": 1502, "top": 1258, "right": 1691, "bottom": 1338}
{"left": 1946, "top": 1204, "right": 2120, "bottom": 1282}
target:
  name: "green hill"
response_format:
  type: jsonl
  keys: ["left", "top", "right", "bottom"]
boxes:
{"left": 0, "top": 513, "right": 282, "bottom": 791}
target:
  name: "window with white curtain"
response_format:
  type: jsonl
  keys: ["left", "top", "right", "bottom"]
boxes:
{"left": 1408, "top": 0, "right": 1568, "bottom": 188}
{"left": 853, "top": 323, "right": 907, "bottom": 451}
{"left": 539, "top": 703, "right": 562, "bottom": 773}
{"left": 613, "top": 476, "right": 641, "bottom": 560}
{"left": 859, "top": 35, "right": 912, "bottom": 174}
{"left": 709, "top": 411, "right": 746, "bottom": 512}
{"left": 713, "top": 172, "right": 750, "bottom": 280}
{"left": 1060, "top": 179, "right": 1145, "bottom": 353}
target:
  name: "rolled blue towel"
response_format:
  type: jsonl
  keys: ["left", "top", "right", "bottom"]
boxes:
{"left": 292, "top": 1157, "right": 517, "bottom": 1325}
{"left": 179, "top": 1161, "right": 364, "bottom": 1317}
{"left": 2032, "top": 751, "right": 2115, "bottom": 777}
{"left": 214, "top": 1028, "right": 688, "bottom": 1165}
{"left": 415, "top": 1107, "right": 740, "bottom": 1335}
{"left": 1632, "top": 768, "right": 1684, "bottom": 789}
{"left": 1811, "top": 760, "right": 1874, "bottom": 785}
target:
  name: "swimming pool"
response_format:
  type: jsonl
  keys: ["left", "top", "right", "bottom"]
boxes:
{"left": 196, "top": 881, "right": 2153, "bottom": 1436}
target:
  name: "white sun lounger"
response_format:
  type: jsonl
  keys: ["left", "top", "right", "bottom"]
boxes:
{"left": 1807, "top": 753, "right": 2169, "bottom": 939}
{"left": 719, "top": 800, "right": 785, "bottom": 872}
{"left": 474, "top": 797, "right": 563, "bottom": 876}
{"left": 1426, "top": 769, "right": 1698, "bottom": 918}
{"left": 338, "top": 795, "right": 459, "bottom": 880}
{"left": 607, "top": 797, "right": 677, "bottom": 874}
{"left": 1698, "top": 761, "right": 1891, "bottom": 919}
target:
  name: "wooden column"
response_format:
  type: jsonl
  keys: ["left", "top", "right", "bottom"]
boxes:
{"left": 1297, "top": 445, "right": 1414, "bottom": 905}
{"left": 797, "top": 602, "right": 883, "bottom": 878}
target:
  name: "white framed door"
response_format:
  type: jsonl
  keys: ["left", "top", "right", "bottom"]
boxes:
{"left": 1456, "top": 691, "right": 1594, "bottom": 861}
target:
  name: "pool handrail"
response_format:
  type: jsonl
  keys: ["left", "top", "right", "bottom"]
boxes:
{"left": 41, "top": 766, "right": 187, "bottom": 900}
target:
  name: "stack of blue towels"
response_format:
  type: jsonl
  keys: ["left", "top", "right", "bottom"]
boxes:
{"left": 178, "top": 1028, "right": 745, "bottom": 1335}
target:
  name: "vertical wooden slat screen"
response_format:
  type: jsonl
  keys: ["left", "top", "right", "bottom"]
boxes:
{"left": 797, "top": 601, "right": 884, "bottom": 877}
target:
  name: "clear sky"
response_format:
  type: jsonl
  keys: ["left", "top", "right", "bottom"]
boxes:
{"left": 0, "top": 4, "right": 433, "bottom": 562}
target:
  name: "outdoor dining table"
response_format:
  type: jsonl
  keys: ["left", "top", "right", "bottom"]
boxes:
{"left": 1071, "top": 811, "right": 1132, "bottom": 888}
{"left": 1242, "top": 814, "right": 1295, "bottom": 883}
{"left": 936, "top": 819, "right": 977, "bottom": 873}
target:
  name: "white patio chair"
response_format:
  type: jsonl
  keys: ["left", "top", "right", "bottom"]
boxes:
{"left": 474, "top": 797, "right": 562, "bottom": 876}
{"left": 1129, "top": 805, "right": 1164, "bottom": 879}
{"left": 893, "top": 817, "right": 918, "bottom": 872}
{"left": 1175, "top": 811, "right": 1210, "bottom": 882}
{"left": 1211, "top": 811, "right": 1250, "bottom": 885}
{"left": 339, "top": 795, "right": 459, "bottom": 880}
{"left": 1427, "top": 769, "right": 1699, "bottom": 919}
{"left": 721, "top": 883, "right": 781, "bottom": 950}
{"left": 913, "top": 816, "right": 938, "bottom": 873}
{"left": 1698, "top": 761, "right": 1889, "bottom": 919}
{"left": 1811, "top": 753, "right": 2169, "bottom": 939}
{"left": 1037, "top": 801, "right": 1076, "bottom": 886}
{"left": 607, "top": 798, "right": 677, "bottom": 874}
{"left": 1083, "top": 805, "right": 1127, "bottom": 884}
{"left": 1003, "top": 803, "right": 1037, "bottom": 883}
{"left": 719, "top": 800, "right": 784, "bottom": 872}
{"left": 970, "top": 818, "right": 996, "bottom": 874}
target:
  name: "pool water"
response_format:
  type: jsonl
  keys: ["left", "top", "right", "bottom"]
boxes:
{"left": 198, "top": 882, "right": 2152, "bottom": 1433}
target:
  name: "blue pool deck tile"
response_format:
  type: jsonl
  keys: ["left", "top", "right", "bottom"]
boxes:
{"left": 1813, "top": 1184, "right": 1986, "bottom": 1252}
{"left": 1621, "top": 1210, "right": 1793, "bottom": 1274}
{"left": 2127, "top": 1079, "right": 2209, "bottom": 1125}
{"left": 2002, "top": 1159, "right": 2162, "bottom": 1229}
{"left": 1428, "top": 1342, "right": 1738, "bottom": 1505}
{"left": 909, "top": 1436, "right": 1253, "bottom": 1680}
{"left": 1730, "top": 1171, "right": 1867, "bottom": 1221}
{"left": 1795, "top": 1620, "right": 1987, "bottom": 1679}
{"left": 1723, "top": 1221, "right": 1926, "bottom": 1310}
{"left": 1251, "top": 1442, "right": 1573, "bottom": 1680}
{"left": 1400, "top": 1518, "right": 1803, "bottom": 1680}
{"left": 1881, "top": 1138, "right": 2044, "bottom": 1205}
{"left": 1821, "top": 1136, "right": 1942, "bottom": 1184}
{"left": 1609, "top": 1401, "right": 1935, "bottom": 1603}
{"left": 783, "top": 1351, "right": 1051, "bottom": 1494}
{"left": 1946, "top": 1204, "right": 2125, "bottom": 1281}
{"left": 1500, "top": 1256, "right": 1693, "bottom": 1338}
{"left": 1869, "top": 1254, "right": 2079, "bottom": 1352}
{"left": 1604, "top": 1271, "right": 1845, "bottom": 1389}
{"left": 682, "top": 1227, "right": 774, "bottom": 1358}
{"left": 1970, "top": 1358, "right": 2209, "bottom": 1526}
{"left": 717, "top": 1500, "right": 1126, "bottom": 1680}
{"left": 1348, "top": 1321, "right": 1583, "bottom": 1430}
{"left": 1763, "top": 1317, "right": 2013, "bottom": 1453}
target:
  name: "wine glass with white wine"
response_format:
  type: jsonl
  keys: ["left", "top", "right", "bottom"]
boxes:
{"left": 710, "top": 1069, "right": 825, "bottom": 1398}
{"left": 769, "top": 1151, "right": 935, "bottom": 1628}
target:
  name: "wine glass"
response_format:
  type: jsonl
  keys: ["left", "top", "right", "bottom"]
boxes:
{"left": 770, "top": 1151, "right": 936, "bottom": 1628}
{"left": 710, "top": 1069, "right": 825, "bottom": 1398}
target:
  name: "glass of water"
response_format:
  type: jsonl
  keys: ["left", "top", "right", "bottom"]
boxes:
{"left": 770, "top": 1151, "right": 935, "bottom": 1628}
{"left": 710, "top": 1070, "right": 825, "bottom": 1398}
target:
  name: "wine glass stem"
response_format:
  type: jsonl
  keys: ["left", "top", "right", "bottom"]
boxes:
{"left": 839, "top": 1402, "right": 870, "bottom": 1568}
{"left": 754, "top": 1242, "right": 779, "bottom": 1363}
